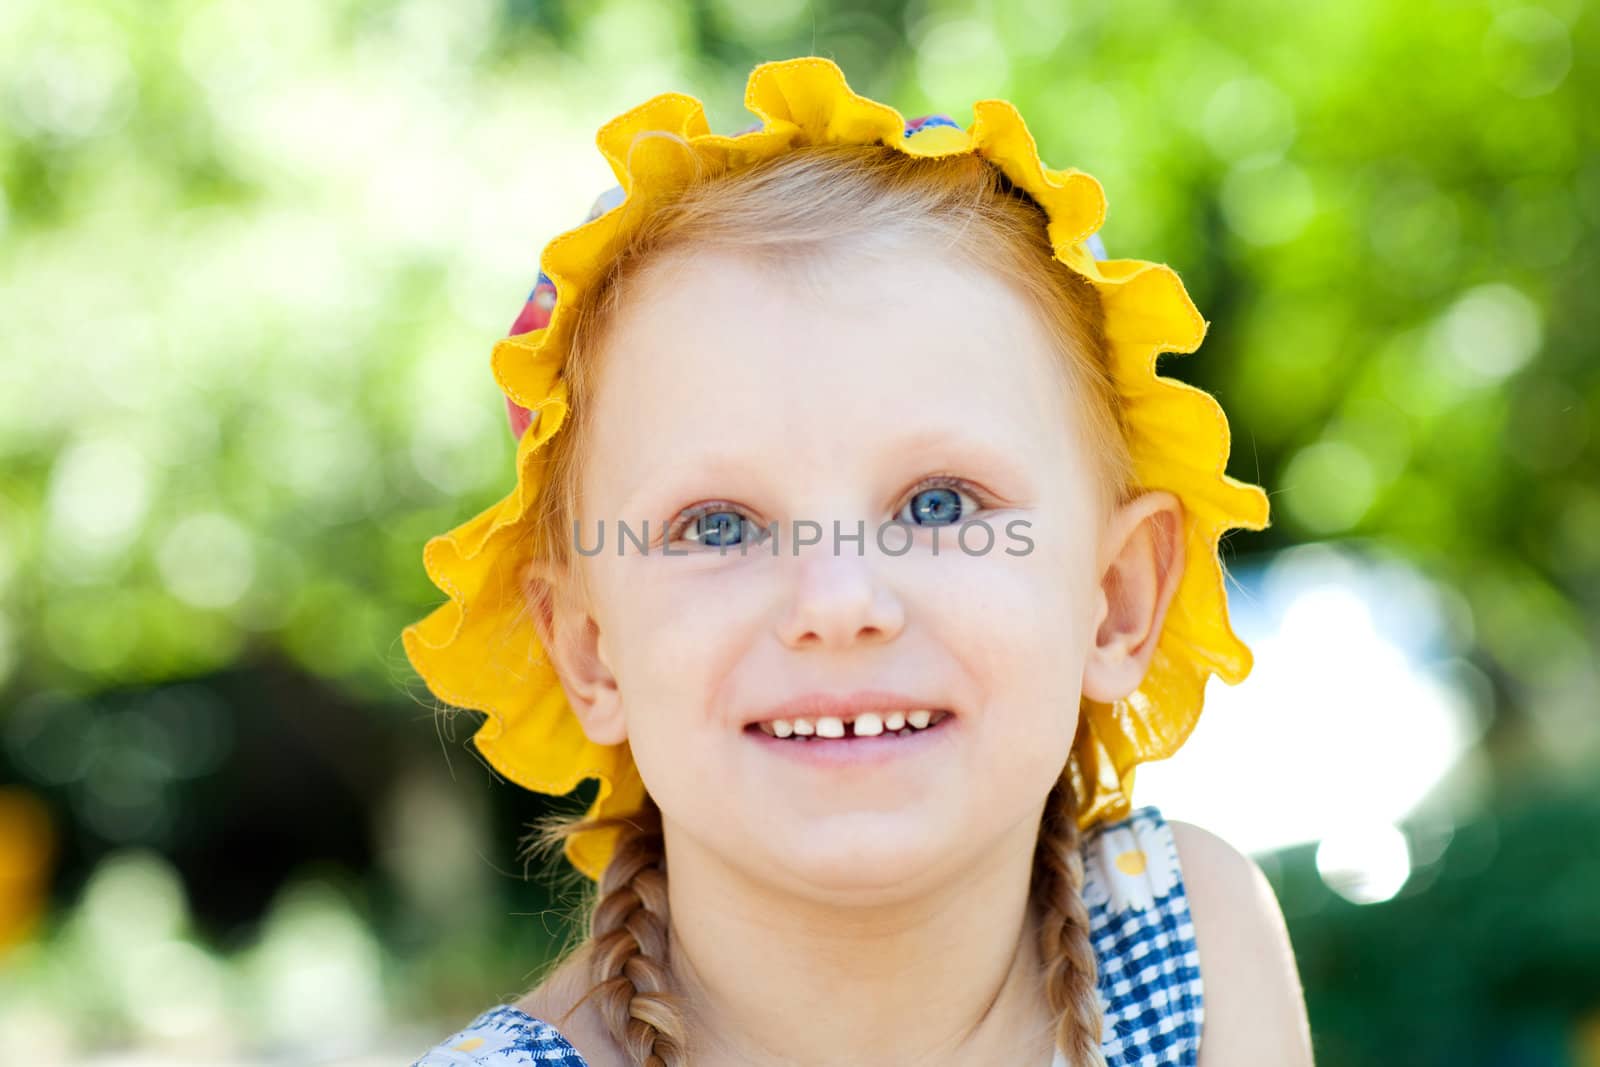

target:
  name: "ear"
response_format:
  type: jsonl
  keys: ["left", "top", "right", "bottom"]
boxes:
{"left": 1081, "top": 491, "right": 1187, "bottom": 704}
{"left": 522, "top": 559, "right": 629, "bottom": 746}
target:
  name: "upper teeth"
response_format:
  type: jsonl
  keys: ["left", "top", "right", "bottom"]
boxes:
{"left": 759, "top": 709, "right": 946, "bottom": 738}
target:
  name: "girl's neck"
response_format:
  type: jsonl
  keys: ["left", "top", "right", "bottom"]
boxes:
{"left": 661, "top": 809, "right": 1061, "bottom": 1067}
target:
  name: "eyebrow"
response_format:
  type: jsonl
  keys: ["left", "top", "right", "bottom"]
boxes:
{"left": 880, "top": 426, "right": 1038, "bottom": 480}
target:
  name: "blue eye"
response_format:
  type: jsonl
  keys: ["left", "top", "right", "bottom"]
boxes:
{"left": 680, "top": 509, "right": 764, "bottom": 549}
{"left": 901, "top": 481, "right": 979, "bottom": 527}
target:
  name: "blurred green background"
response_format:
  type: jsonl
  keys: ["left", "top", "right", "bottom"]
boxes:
{"left": 1, "top": 0, "right": 1596, "bottom": 1063}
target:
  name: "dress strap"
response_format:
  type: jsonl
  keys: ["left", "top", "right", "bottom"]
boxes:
{"left": 1080, "top": 805, "right": 1205, "bottom": 1066}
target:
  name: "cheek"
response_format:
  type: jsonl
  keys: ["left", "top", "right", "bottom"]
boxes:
{"left": 592, "top": 558, "right": 757, "bottom": 767}
{"left": 605, "top": 557, "right": 759, "bottom": 677}
{"left": 941, "top": 521, "right": 1094, "bottom": 680}
{"left": 916, "top": 525, "right": 1094, "bottom": 795}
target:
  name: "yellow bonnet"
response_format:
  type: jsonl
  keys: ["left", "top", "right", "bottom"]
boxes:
{"left": 401, "top": 56, "right": 1271, "bottom": 882}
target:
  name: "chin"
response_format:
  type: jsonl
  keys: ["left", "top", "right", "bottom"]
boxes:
{"left": 758, "top": 818, "right": 959, "bottom": 902}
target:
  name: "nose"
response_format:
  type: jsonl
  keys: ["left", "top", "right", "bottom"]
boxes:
{"left": 777, "top": 538, "right": 907, "bottom": 649}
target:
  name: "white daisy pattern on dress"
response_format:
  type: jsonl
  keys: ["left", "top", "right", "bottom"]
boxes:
{"left": 1082, "top": 812, "right": 1182, "bottom": 914}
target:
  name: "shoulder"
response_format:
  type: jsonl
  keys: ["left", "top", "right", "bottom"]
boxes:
{"left": 1165, "top": 819, "right": 1316, "bottom": 1067}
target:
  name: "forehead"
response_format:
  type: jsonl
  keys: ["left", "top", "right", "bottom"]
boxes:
{"left": 581, "top": 243, "right": 1082, "bottom": 507}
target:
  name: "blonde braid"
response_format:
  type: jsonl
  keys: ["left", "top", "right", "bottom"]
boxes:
{"left": 1034, "top": 775, "right": 1110, "bottom": 1067}
{"left": 537, "top": 795, "right": 691, "bottom": 1066}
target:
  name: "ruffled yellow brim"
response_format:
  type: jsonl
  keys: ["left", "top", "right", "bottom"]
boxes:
{"left": 402, "top": 57, "right": 1269, "bottom": 882}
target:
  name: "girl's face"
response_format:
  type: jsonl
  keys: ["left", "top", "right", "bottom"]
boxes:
{"left": 565, "top": 242, "right": 1109, "bottom": 899}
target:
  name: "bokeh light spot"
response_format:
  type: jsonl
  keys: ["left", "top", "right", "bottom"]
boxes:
{"left": 156, "top": 513, "right": 257, "bottom": 611}
{"left": 1483, "top": 7, "right": 1572, "bottom": 98}
{"left": 1424, "top": 283, "right": 1542, "bottom": 387}
{"left": 915, "top": 18, "right": 1012, "bottom": 107}
{"left": 1221, "top": 155, "right": 1316, "bottom": 245}
{"left": 1202, "top": 76, "right": 1296, "bottom": 162}
{"left": 44, "top": 437, "right": 152, "bottom": 578}
{"left": 1316, "top": 822, "right": 1412, "bottom": 904}
{"left": 1281, "top": 439, "right": 1377, "bottom": 534}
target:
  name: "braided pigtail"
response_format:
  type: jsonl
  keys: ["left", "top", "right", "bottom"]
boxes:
{"left": 1034, "top": 774, "right": 1110, "bottom": 1067}
{"left": 528, "top": 794, "right": 691, "bottom": 1066}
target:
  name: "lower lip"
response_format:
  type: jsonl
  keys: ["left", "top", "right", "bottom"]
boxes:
{"left": 744, "top": 715, "right": 955, "bottom": 767}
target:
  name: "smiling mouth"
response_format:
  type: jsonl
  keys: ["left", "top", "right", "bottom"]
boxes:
{"left": 744, "top": 709, "right": 954, "bottom": 740}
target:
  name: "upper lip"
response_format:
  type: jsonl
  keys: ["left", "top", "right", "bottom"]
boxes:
{"left": 744, "top": 690, "right": 952, "bottom": 726}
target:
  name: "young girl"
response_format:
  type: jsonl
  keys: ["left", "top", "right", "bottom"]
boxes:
{"left": 404, "top": 57, "right": 1313, "bottom": 1067}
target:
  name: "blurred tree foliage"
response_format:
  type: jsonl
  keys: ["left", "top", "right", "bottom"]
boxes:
{"left": 1, "top": 0, "right": 1596, "bottom": 1063}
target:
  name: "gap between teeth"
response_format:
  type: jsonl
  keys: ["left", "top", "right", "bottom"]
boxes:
{"left": 758, "top": 710, "right": 947, "bottom": 739}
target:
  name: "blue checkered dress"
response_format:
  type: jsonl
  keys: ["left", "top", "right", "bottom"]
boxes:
{"left": 411, "top": 805, "right": 1202, "bottom": 1066}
